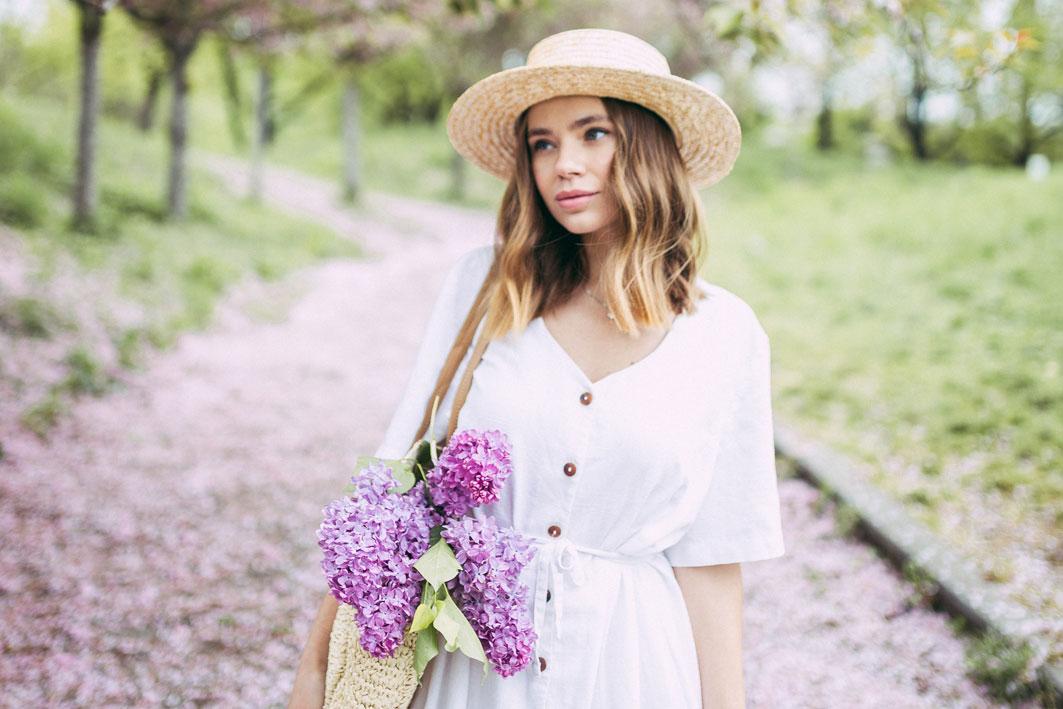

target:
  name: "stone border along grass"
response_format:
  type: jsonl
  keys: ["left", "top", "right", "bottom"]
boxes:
{"left": 773, "top": 422, "right": 1062, "bottom": 705}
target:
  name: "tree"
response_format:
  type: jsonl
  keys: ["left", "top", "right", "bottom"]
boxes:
{"left": 69, "top": 0, "right": 116, "bottom": 231}
{"left": 785, "top": 0, "right": 878, "bottom": 151}
{"left": 119, "top": 0, "right": 262, "bottom": 219}
{"left": 222, "top": 0, "right": 411, "bottom": 202}
{"left": 1002, "top": 0, "right": 1062, "bottom": 165}
{"left": 871, "top": 0, "right": 1031, "bottom": 160}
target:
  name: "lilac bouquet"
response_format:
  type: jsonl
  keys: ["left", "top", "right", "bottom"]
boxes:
{"left": 317, "top": 400, "right": 538, "bottom": 680}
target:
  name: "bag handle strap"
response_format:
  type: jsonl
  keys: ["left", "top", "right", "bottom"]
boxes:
{"left": 410, "top": 256, "right": 498, "bottom": 448}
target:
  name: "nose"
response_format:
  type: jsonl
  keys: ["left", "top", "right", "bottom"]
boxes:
{"left": 554, "top": 138, "right": 586, "bottom": 179}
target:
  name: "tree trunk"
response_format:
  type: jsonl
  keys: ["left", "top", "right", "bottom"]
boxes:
{"left": 445, "top": 81, "right": 470, "bottom": 202}
{"left": 905, "top": 81, "right": 931, "bottom": 160}
{"left": 137, "top": 68, "right": 163, "bottom": 132}
{"left": 73, "top": 4, "right": 104, "bottom": 230}
{"left": 216, "top": 40, "right": 247, "bottom": 149}
{"left": 249, "top": 62, "right": 270, "bottom": 202}
{"left": 1014, "top": 74, "right": 1034, "bottom": 167}
{"left": 815, "top": 88, "right": 834, "bottom": 151}
{"left": 341, "top": 75, "right": 361, "bottom": 204}
{"left": 166, "top": 40, "right": 196, "bottom": 219}
{"left": 448, "top": 150, "right": 466, "bottom": 202}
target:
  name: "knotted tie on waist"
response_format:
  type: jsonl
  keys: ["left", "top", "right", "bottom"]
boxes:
{"left": 524, "top": 534, "right": 661, "bottom": 646}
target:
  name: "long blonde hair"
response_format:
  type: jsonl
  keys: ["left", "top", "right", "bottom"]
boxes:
{"left": 480, "top": 97, "right": 709, "bottom": 340}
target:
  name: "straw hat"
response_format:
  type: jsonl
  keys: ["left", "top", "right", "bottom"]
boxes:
{"left": 446, "top": 28, "right": 742, "bottom": 189}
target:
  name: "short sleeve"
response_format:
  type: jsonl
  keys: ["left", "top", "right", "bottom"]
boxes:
{"left": 371, "top": 245, "right": 494, "bottom": 460}
{"left": 664, "top": 321, "right": 786, "bottom": 567}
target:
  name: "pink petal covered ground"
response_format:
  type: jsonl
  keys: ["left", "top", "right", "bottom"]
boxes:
{"left": 0, "top": 157, "right": 1017, "bottom": 707}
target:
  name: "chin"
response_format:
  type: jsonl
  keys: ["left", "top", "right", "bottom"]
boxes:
{"left": 553, "top": 213, "right": 609, "bottom": 235}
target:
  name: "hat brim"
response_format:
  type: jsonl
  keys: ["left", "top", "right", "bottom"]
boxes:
{"left": 446, "top": 64, "right": 742, "bottom": 189}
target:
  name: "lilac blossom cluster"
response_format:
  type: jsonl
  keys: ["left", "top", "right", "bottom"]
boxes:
{"left": 427, "top": 429, "right": 514, "bottom": 517}
{"left": 317, "top": 461, "right": 441, "bottom": 658}
{"left": 441, "top": 515, "right": 538, "bottom": 677}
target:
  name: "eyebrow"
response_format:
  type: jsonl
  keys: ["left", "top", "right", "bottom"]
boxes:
{"left": 527, "top": 114, "right": 612, "bottom": 138}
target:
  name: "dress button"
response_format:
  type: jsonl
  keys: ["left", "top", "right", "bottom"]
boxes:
{"left": 579, "top": 391, "right": 593, "bottom": 405}
{"left": 539, "top": 656, "right": 547, "bottom": 672}
{"left": 547, "top": 524, "right": 561, "bottom": 537}
{"left": 546, "top": 589, "right": 552, "bottom": 602}
{"left": 563, "top": 462, "right": 577, "bottom": 477}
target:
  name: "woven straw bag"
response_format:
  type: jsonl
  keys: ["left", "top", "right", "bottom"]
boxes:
{"left": 323, "top": 256, "right": 499, "bottom": 709}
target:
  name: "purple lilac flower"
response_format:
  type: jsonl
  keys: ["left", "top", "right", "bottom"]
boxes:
{"left": 442, "top": 515, "right": 538, "bottom": 677}
{"left": 427, "top": 429, "right": 513, "bottom": 517}
{"left": 317, "top": 461, "right": 441, "bottom": 658}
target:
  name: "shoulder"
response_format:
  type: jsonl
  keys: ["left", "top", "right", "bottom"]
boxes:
{"left": 437, "top": 244, "right": 495, "bottom": 304}
{"left": 689, "top": 276, "right": 768, "bottom": 343}
{"left": 450, "top": 244, "right": 495, "bottom": 281}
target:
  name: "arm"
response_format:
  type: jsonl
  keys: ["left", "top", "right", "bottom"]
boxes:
{"left": 287, "top": 591, "right": 339, "bottom": 709}
{"left": 673, "top": 563, "right": 745, "bottom": 709}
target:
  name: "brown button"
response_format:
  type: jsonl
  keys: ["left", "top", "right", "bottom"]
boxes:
{"left": 539, "top": 656, "right": 547, "bottom": 672}
{"left": 563, "top": 462, "right": 577, "bottom": 477}
{"left": 579, "top": 391, "right": 593, "bottom": 405}
{"left": 547, "top": 524, "right": 561, "bottom": 537}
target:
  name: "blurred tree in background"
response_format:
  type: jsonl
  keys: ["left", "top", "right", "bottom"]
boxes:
{"left": 68, "top": 0, "right": 113, "bottom": 231}
{"left": 2, "top": 0, "right": 1058, "bottom": 222}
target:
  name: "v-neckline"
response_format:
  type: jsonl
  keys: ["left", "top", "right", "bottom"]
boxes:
{"left": 534, "top": 313, "right": 684, "bottom": 388}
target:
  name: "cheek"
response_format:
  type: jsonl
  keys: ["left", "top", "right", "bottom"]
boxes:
{"left": 531, "top": 158, "right": 551, "bottom": 193}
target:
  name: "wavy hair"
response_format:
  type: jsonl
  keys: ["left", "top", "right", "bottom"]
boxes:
{"left": 480, "top": 97, "right": 709, "bottom": 341}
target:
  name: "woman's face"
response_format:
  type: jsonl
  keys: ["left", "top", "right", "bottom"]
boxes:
{"left": 525, "top": 95, "right": 619, "bottom": 236}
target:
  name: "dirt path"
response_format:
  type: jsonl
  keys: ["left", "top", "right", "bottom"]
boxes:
{"left": 0, "top": 154, "right": 1009, "bottom": 707}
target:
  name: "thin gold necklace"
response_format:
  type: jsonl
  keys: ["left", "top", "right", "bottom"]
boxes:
{"left": 583, "top": 286, "right": 617, "bottom": 322}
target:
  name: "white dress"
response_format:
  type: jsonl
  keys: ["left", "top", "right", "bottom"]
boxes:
{"left": 372, "top": 244, "right": 786, "bottom": 708}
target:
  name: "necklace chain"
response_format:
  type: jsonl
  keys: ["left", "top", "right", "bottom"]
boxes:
{"left": 583, "top": 286, "right": 617, "bottom": 322}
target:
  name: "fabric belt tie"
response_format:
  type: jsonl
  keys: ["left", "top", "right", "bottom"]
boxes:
{"left": 524, "top": 534, "right": 659, "bottom": 648}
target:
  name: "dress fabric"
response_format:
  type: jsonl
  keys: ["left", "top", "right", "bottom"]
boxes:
{"left": 372, "top": 244, "right": 786, "bottom": 709}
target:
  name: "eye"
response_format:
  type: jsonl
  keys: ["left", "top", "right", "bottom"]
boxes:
{"left": 529, "top": 138, "right": 554, "bottom": 153}
{"left": 585, "top": 127, "right": 609, "bottom": 141}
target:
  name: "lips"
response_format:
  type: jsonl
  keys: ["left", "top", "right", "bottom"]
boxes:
{"left": 555, "top": 190, "right": 598, "bottom": 211}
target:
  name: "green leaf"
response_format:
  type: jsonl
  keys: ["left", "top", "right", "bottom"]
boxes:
{"left": 413, "top": 539, "right": 461, "bottom": 591}
{"left": 432, "top": 588, "right": 487, "bottom": 664}
{"left": 354, "top": 454, "right": 378, "bottom": 471}
{"left": 383, "top": 457, "right": 416, "bottom": 494}
{"left": 413, "top": 627, "right": 440, "bottom": 679}
{"left": 410, "top": 601, "right": 438, "bottom": 633}
{"left": 414, "top": 541, "right": 460, "bottom": 591}
{"left": 351, "top": 455, "right": 416, "bottom": 495}
{"left": 413, "top": 438, "right": 432, "bottom": 463}
{"left": 411, "top": 581, "right": 439, "bottom": 632}
{"left": 707, "top": 5, "right": 744, "bottom": 39}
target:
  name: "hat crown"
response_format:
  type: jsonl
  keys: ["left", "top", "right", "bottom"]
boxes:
{"left": 525, "top": 29, "right": 671, "bottom": 77}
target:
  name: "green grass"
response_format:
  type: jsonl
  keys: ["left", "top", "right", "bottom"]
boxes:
{"left": 0, "top": 89, "right": 364, "bottom": 436}
{"left": 702, "top": 144, "right": 1062, "bottom": 513}
{"left": 2, "top": 90, "right": 362, "bottom": 338}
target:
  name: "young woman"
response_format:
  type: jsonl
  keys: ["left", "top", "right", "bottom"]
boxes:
{"left": 290, "top": 28, "right": 785, "bottom": 709}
